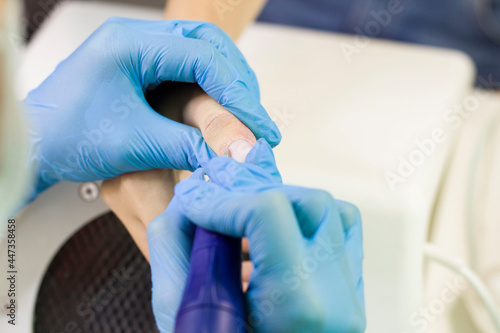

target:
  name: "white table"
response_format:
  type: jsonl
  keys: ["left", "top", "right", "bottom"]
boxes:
{"left": 4, "top": 1, "right": 475, "bottom": 332}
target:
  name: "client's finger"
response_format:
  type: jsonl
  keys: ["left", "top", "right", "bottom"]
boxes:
{"left": 182, "top": 87, "right": 257, "bottom": 161}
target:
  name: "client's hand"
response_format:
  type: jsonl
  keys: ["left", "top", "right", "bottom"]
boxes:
{"left": 148, "top": 139, "right": 365, "bottom": 332}
{"left": 101, "top": 90, "right": 257, "bottom": 261}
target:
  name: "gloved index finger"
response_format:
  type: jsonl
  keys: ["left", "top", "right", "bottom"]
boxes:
{"left": 120, "top": 19, "right": 260, "bottom": 96}
{"left": 136, "top": 34, "right": 281, "bottom": 146}
{"left": 336, "top": 200, "right": 364, "bottom": 300}
{"left": 179, "top": 21, "right": 261, "bottom": 100}
{"left": 174, "top": 179, "right": 305, "bottom": 270}
{"left": 109, "top": 18, "right": 258, "bottom": 94}
{"left": 244, "top": 138, "right": 282, "bottom": 184}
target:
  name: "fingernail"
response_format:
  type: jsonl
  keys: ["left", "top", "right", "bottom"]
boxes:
{"left": 227, "top": 139, "right": 253, "bottom": 162}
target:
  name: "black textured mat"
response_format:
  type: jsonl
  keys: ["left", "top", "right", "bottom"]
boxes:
{"left": 34, "top": 212, "right": 159, "bottom": 333}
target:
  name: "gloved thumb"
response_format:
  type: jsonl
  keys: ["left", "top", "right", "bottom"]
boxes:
{"left": 127, "top": 107, "right": 217, "bottom": 172}
{"left": 245, "top": 138, "right": 282, "bottom": 184}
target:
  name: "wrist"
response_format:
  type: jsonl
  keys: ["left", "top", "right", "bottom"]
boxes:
{"left": 163, "top": 0, "right": 268, "bottom": 41}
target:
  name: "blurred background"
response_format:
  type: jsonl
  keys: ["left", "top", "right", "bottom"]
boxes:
{"left": 11, "top": 1, "right": 500, "bottom": 333}
{"left": 23, "top": 0, "right": 500, "bottom": 89}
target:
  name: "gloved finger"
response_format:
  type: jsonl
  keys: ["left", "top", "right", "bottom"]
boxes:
{"left": 127, "top": 106, "right": 216, "bottom": 171}
{"left": 95, "top": 17, "right": 280, "bottom": 146}
{"left": 178, "top": 21, "right": 261, "bottom": 99}
{"left": 189, "top": 167, "right": 206, "bottom": 180}
{"left": 135, "top": 33, "right": 281, "bottom": 146}
{"left": 174, "top": 180, "right": 305, "bottom": 269}
{"left": 244, "top": 138, "right": 282, "bottom": 184}
{"left": 147, "top": 198, "right": 195, "bottom": 333}
{"left": 283, "top": 188, "right": 362, "bottom": 244}
{"left": 336, "top": 200, "right": 363, "bottom": 232}
{"left": 216, "top": 82, "right": 281, "bottom": 147}
{"left": 336, "top": 200, "right": 364, "bottom": 307}
{"left": 312, "top": 197, "right": 346, "bottom": 253}
{"left": 201, "top": 156, "right": 279, "bottom": 191}
{"left": 272, "top": 186, "right": 346, "bottom": 262}
{"left": 106, "top": 19, "right": 260, "bottom": 99}
{"left": 271, "top": 186, "right": 337, "bottom": 239}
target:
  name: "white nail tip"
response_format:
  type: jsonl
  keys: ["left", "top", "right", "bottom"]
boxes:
{"left": 227, "top": 140, "right": 252, "bottom": 163}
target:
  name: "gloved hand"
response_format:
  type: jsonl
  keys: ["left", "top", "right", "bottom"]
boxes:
{"left": 147, "top": 139, "right": 365, "bottom": 333}
{"left": 23, "top": 18, "right": 281, "bottom": 198}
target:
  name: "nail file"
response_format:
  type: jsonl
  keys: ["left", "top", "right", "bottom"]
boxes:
{"left": 174, "top": 151, "right": 247, "bottom": 333}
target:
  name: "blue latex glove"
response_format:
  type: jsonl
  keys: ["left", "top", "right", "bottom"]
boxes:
{"left": 23, "top": 18, "right": 281, "bottom": 197}
{"left": 147, "top": 139, "right": 365, "bottom": 332}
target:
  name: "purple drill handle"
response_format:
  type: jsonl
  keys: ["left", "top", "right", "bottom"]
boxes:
{"left": 174, "top": 227, "right": 247, "bottom": 333}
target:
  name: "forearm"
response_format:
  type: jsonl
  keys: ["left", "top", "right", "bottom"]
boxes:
{"left": 164, "top": 0, "right": 268, "bottom": 40}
